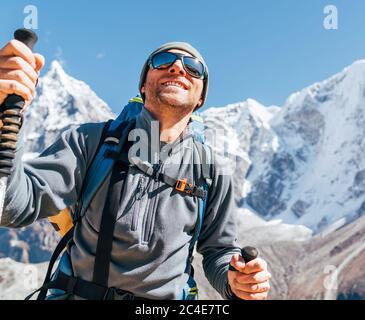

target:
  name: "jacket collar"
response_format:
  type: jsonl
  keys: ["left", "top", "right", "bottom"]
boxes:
{"left": 133, "top": 107, "right": 193, "bottom": 164}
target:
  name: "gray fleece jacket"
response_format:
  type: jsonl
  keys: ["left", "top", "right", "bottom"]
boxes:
{"left": 1, "top": 106, "right": 240, "bottom": 299}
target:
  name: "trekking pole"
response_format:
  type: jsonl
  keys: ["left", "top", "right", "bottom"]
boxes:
{"left": 0, "top": 28, "right": 38, "bottom": 217}
{"left": 229, "top": 246, "right": 259, "bottom": 272}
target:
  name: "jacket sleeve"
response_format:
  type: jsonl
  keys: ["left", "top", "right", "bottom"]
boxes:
{"left": 0, "top": 120, "right": 105, "bottom": 228}
{"left": 196, "top": 151, "right": 241, "bottom": 300}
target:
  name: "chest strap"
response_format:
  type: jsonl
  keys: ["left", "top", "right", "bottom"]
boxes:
{"left": 118, "top": 156, "right": 207, "bottom": 199}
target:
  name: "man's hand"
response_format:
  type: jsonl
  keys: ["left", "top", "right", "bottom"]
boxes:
{"left": 0, "top": 39, "right": 45, "bottom": 111}
{"left": 228, "top": 254, "right": 271, "bottom": 300}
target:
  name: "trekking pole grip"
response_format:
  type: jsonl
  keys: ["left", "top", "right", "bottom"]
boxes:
{"left": 228, "top": 246, "right": 259, "bottom": 272}
{"left": 14, "top": 28, "right": 38, "bottom": 50}
{"left": 0, "top": 29, "right": 38, "bottom": 176}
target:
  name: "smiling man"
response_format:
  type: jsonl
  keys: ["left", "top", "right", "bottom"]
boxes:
{"left": 0, "top": 40, "right": 271, "bottom": 300}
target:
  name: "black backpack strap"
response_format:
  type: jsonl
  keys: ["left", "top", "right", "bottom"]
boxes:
{"left": 41, "top": 271, "right": 145, "bottom": 300}
{"left": 185, "top": 141, "right": 215, "bottom": 274}
{"left": 92, "top": 122, "right": 135, "bottom": 287}
{"left": 28, "top": 120, "right": 115, "bottom": 300}
{"left": 193, "top": 141, "right": 214, "bottom": 188}
{"left": 24, "top": 226, "right": 74, "bottom": 300}
{"left": 92, "top": 163, "right": 129, "bottom": 286}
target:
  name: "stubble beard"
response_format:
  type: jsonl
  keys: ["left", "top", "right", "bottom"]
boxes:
{"left": 153, "top": 86, "right": 195, "bottom": 114}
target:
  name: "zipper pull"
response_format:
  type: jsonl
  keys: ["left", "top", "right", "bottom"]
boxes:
{"left": 136, "top": 176, "right": 145, "bottom": 200}
{"left": 153, "top": 160, "right": 163, "bottom": 182}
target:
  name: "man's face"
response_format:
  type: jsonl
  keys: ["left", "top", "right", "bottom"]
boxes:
{"left": 141, "top": 49, "right": 204, "bottom": 111}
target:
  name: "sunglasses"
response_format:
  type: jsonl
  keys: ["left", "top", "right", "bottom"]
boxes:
{"left": 149, "top": 51, "right": 206, "bottom": 79}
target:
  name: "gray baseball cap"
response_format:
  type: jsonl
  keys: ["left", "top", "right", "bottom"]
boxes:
{"left": 139, "top": 42, "right": 209, "bottom": 109}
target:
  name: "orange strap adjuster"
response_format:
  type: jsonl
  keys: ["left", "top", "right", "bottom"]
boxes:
{"left": 176, "top": 178, "right": 193, "bottom": 194}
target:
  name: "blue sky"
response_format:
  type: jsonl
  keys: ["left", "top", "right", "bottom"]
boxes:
{"left": 1, "top": 0, "right": 365, "bottom": 114}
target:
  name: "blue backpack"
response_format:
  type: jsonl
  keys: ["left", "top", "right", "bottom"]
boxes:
{"left": 26, "top": 96, "right": 214, "bottom": 300}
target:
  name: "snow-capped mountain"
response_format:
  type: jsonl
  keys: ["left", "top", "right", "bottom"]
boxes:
{"left": 204, "top": 99, "right": 280, "bottom": 203}
{"left": 204, "top": 60, "right": 365, "bottom": 233}
{"left": 22, "top": 60, "right": 115, "bottom": 155}
{"left": 0, "top": 61, "right": 116, "bottom": 264}
{"left": 263, "top": 61, "right": 365, "bottom": 231}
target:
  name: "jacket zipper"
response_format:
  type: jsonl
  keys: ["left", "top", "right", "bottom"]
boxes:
{"left": 131, "top": 175, "right": 146, "bottom": 231}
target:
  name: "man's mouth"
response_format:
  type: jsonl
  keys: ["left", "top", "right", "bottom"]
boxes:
{"left": 161, "top": 80, "right": 189, "bottom": 90}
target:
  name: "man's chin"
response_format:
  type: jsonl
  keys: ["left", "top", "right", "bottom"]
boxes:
{"left": 158, "top": 93, "right": 188, "bottom": 108}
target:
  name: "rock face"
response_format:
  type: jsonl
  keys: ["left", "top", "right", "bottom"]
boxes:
{"left": 0, "top": 220, "right": 58, "bottom": 263}
{"left": 1, "top": 59, "right": 365, "bottom": 300}
{"left": 194, "top": 211, "right": 365, "bottom": 300}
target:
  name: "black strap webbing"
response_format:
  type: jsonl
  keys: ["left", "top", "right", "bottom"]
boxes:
{"left": 44, "top": 271, "right": 145, "bottom": 300}
{"left": 27, "top": 121, "right": 116, "bottom": 300}
{"left": 92, "top": 125, "right": 134, "bottom": 287}
{"left": 92, "top": 163, "right": 128, "bottom": 286}
{"left": 121, "top": 156, "right": 208, "bottom": 199}
{"left": 24, "top": 227, "right": 74, "bottom": 300}
{"left": 193, "top": 141, "right": 213, "bottom": 188}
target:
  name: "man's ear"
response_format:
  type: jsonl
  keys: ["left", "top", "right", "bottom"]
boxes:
{"left": 141, "top": 86, "right": 145, "bottom": 94}
{"left": 196, "top": 97, "right": 203, "bottom": 108}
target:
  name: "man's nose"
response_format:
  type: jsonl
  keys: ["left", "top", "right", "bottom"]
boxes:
{"left": 168, "top": 59, "right": 186, "bottom": 76}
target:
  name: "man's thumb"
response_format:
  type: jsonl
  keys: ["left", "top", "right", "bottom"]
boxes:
{"left": 230, "top": 254, "right": 245, "bottom": 272}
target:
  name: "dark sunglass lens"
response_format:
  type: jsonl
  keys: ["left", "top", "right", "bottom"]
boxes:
{"left": 183, "top": 57, "right": 204, "bottom": 78}
{"left": 152, "top": 52, "right": 176, "bottom": 69}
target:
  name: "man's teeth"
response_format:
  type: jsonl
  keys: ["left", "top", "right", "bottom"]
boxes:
{"left": 164, "top": 81, "right": 185, "bottom": 89}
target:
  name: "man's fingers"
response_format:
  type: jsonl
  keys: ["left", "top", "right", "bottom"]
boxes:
{"left": 232, "top": 279, "right": 270, "bottom": 293}
{"left": 0, "top": 92, "right": 7, "bottom": 105}
{"left": 34, "top": 53, "right": 45, "bottom": 73}
{"left": 0, "top": 40, "right": 36, "bottom": 68}
{"left": 0, "top": 56, "right": 38, "bottom": 84}
{"left": 242, "top": 258, "right": 268, "bottom": 274}
{"left": 229, "top": 254, "right": 246, "bottom": 273}
{"left": 228, "top": 256, "right": 271, "bottom": 300}
{"left": 0, "top": 44, "right": 40, "bottom": 106}
{"left": 0, "top": 69, "right": 36, "bottom": 97}
{"left": 235, "top": 270, "right": 272, "bottom": 285}
{"left": 0, "top": 79, "right": 33, "bottom": 102}
{"left": 231, "top": 288, "right": 269, "bottom": 301}
{"left": 230, "top": 255, "right": 268, "bottom": 275}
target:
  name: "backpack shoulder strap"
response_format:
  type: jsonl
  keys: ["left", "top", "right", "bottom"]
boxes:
{"left": 188, "top": 141, "right": 215, "bottom": 262}
{"left": 195, "top": 141, "right": 214, "bottom": 188}
{"left": 35, "top": 119, "right": 116, "bottom": 300}
{"left": 74, "top": 97, "right": 145, "bottom": 222}
{"left": 48, "top": 119, "right": 114, "bottom": 236}
{"left": 74, "top": 118, "right": 135, "bottom": 222}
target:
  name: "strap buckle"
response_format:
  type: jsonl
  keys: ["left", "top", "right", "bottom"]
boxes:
{"left": 176, "top": 179, "right": 200, "bottom": 196}
{"left": 176, "top": 178, "right": 190, "bottom": 193}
